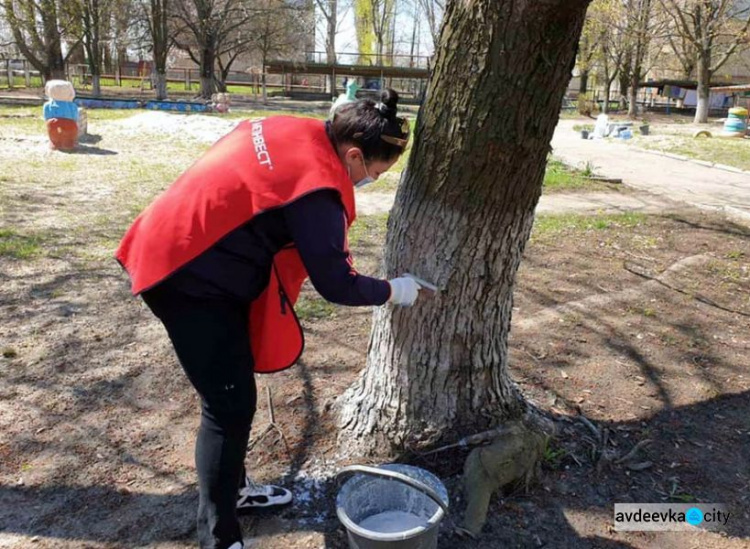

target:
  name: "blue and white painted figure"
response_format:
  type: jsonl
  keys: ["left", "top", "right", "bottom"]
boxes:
{"left": 43, "top": 80, "right": 79, "bottom": 122}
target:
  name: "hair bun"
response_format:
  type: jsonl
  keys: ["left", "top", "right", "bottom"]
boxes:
{"left": 377, "top": 89, "right": 399, "bottom": 118}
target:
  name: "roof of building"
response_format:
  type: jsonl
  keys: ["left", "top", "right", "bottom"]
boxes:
{"left": 710, "top": 83, "right": 750, "bottom": 93}
{"left": 638, "top": 78, "right": 743, "bottom": 90}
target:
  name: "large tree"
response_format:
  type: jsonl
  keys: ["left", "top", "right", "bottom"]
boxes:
{"left": 590, "top": 0, "right": 629, "bottom": 112}
{"left": 243, "top": 0, "right": 305, "bottom": 100}
{"left": 171, "top": 0, "right": 254, "bottom": 98}
{"left": 65, "top": 0, "right": 113, "bottom": 96}
{"left": 660, "top": 0, "right": 750, "bottom": 123}
{"left": 141, "top": 0, "right": 170, "bottom": 100}
{"left": 316, "top": 0, "right": 339, "bottom": 64}
{"left": 356, "top": 0, "right": 394, "bottom": 64}
{"left": 2, "top": 0, "right": 74, "bottom": 80}
{"left": 621, "top": 0, "right": 666, "bottom": 117}
{"left": 338, "top": 0, "right": 592, "bottom": 457}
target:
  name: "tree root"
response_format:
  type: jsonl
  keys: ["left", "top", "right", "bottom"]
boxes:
{"left": 459, "top": 418, "right": 548, "bottom": 538}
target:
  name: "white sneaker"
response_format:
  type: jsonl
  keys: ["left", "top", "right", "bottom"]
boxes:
{"left": 237, "top": 476, "right": 293, "bottom": 511}
{"left": 228, "top": 543, "right": 243, "bottom": 549}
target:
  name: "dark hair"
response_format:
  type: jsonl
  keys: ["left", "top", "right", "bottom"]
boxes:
{"left": 327, "top": 88, "right": 410, "bottom": 162}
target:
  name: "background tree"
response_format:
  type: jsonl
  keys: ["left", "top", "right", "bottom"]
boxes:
{"left": 666, "top": 28, "right": 697, "bottom": 79}
{"left": 337, "top": 0, "right": 592, "bottom": 457}
{"left": 660, "top": 0, "right": 750, "bottom": 123}
{"left": 622, "top": 0, "right": 666, "bottom": 117}
{"left": 244, "top": 0, "right": 305, "bottom": 100}
{"left": 354, "top": 0, "right": 376, "bottom": 63}
{"left": 142, "top": 0, "right": 170, "bottom": 100}
{"left": 315, "top": 0, "right": 338, "bottom": 65}
{"left": 107, "top": 0, "right": 138, "bottom": 76}
{"left": 416, "top": 0, "right": 443, "bottom": 52}
{"left": 2, "top": 0, "right": 75, "bottom": 80}
{"left": 577, "top": 6, "right": 603, "bottom": 97}
{"left": 171, "top": 0, "right": 254, "bottom": 98}
{"left": 65, "top": 0, "right": 114, "bottom": 96}
{"left": 590, "top": 0, "right": 628, "bottom": 112}
{"left": 356, "top": 0, "right": 394, "bottom": 64}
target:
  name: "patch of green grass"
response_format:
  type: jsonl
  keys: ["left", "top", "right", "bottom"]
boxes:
{"left": 210, "top": 109, "right": 326, "bottom": 121}
{"left": 543, "top": 158, "right": 595, "bottom": 191}
{"left": 4, "top": 75, "right": 45, "bottom": 88}
{"left": 0, "top": 229, "right": 42, "bottom": 259}
{"left": 84, "top": 109, "right": 139, "bottom": 122}
{"left": 0, "top": 106, "right": 45, "bottom": 134}
{"left": 295, "top": 296, "right": 336, "bottom": 320}
{"left": 390, "top": 118, "right": 417, "bottom": 174}
{"left": 631, "top": 134, "right": 750, "bottom": 171}
{"left": 349, "top": 213, "right": 389, "bottom": 246}
{"left": 532, "top": 212, "right": 646, "bottom": 239}
{"left": 572, "top": 123, "right": 594, "bottom": 132}
{"left": 543, "top": 441, "right": 567, "bottom": 468}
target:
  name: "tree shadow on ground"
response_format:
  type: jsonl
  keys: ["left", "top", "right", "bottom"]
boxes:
{"left": 2, "top": 392, "right": 746, "bottom": 547}
{"left": 61, "top": 143, "right": 117, "bottom": 155}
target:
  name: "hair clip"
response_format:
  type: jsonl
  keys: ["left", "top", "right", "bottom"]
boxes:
{"left": 381, "top": 135, "right": 409, "bottom": 147}
{"left": 375, "top": 102, "right": 392, "bottom": 116}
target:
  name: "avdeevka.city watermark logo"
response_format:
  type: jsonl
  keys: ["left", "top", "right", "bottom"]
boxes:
{"left": 614, "top": 504, "right": 730, "bottom": 532}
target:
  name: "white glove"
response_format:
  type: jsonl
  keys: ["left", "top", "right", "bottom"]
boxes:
{"left": 388, "top": 277, "right": 422, "bottom": 306}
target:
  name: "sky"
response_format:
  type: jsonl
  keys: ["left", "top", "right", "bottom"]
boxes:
{"left": 314, "top": 0, "right": 437, "bottom": 64}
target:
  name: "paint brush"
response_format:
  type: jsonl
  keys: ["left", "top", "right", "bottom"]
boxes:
{"left": 403, "top": 273, "right": 439, "bottom": 294}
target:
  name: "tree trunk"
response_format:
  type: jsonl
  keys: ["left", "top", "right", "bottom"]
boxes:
{"left": 619, "top": 52, "right": 631, "bottom": 111}
{"left": 92, "top": 74, "right": 101, "bottom": 97}
{"left": 628, "top": 70, "right": 639, "bottom": 118}
{"left": 603, "top": 85, "right": 610, "bottom": 114}
{"left": 200, "top": 46, "right": 216, "bottom": 99}
{"left": 42, "top": 1, "right": 65, "bottom": 80}
{"left": 337, "top": 0, "right": 591, "bottom": 457}
{"left": 579, "top": 69, "right": 588, "bottom": 96}
{"left": 154, "top": 71, "right": 168, "bottom": 100}
{"left": 326, "top": 0, "right": 337, "bottom": 65}
{"left": 694, "top": 52, "right": 710, "bottom": 124}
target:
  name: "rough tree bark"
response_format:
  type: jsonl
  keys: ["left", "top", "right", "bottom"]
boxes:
{"left": 338, "top": 0, "right": 592, "bottom": 457}
{"left": 200, "top": 44, "right": 217, "bottom": 98}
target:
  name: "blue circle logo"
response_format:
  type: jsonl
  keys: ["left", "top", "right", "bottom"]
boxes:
{"left": 686, "top": 507, "right": 703, "bottom": 526}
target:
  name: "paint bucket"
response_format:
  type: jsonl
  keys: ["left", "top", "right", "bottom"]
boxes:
{"left": 336, "top": 464, "right": 449, "bottom": 549}
{"left": 581, "top": 130, "right": 589, "bottom": 139}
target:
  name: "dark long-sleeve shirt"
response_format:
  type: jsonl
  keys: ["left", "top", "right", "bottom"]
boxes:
{"left": 162, "top": 189, "right": 391, "bottom": 306}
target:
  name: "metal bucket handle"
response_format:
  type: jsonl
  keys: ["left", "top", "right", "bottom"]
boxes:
{"left": 336, "top": 465, "right": 450, "bottom": 516}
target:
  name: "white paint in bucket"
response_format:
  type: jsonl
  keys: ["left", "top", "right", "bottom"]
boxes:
{"left": 358, "top": 510, "right": 428, "bottom": 534}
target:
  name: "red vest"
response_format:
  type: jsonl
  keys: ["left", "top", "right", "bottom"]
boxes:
{"left": 116, "top": 117, "right": 356, "bottom": 373}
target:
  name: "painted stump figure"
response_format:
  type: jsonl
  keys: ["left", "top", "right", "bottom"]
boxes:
{"left": 43, "top": 80, "right": 79, "bottom": 150}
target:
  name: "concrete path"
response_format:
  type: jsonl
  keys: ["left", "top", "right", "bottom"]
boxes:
{"left": 356, "top": 188, "right": 684, "bottom": 216}
{"left": 551, "top": 119, "right": 750, "bottom": 223}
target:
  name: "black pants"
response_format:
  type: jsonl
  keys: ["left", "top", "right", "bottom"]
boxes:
{"left": 142, "top": 283, "right": 257, "bottom": 549}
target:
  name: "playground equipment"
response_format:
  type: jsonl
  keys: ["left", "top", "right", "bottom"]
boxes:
{"left": 211, "top": 93, "right": 231, "bottom": 113}
{"left": 722, "top": 107, "right": 748, "bottom": 137}
{"left": 43, "top": 80, "right": 80, "bottom": 150}
{"left": 330, "top": 79, "right": 361, "bottom": 119}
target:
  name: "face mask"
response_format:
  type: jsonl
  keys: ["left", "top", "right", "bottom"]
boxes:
{"left": 350, "top": 153, "right": 375, "bottom": 188}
